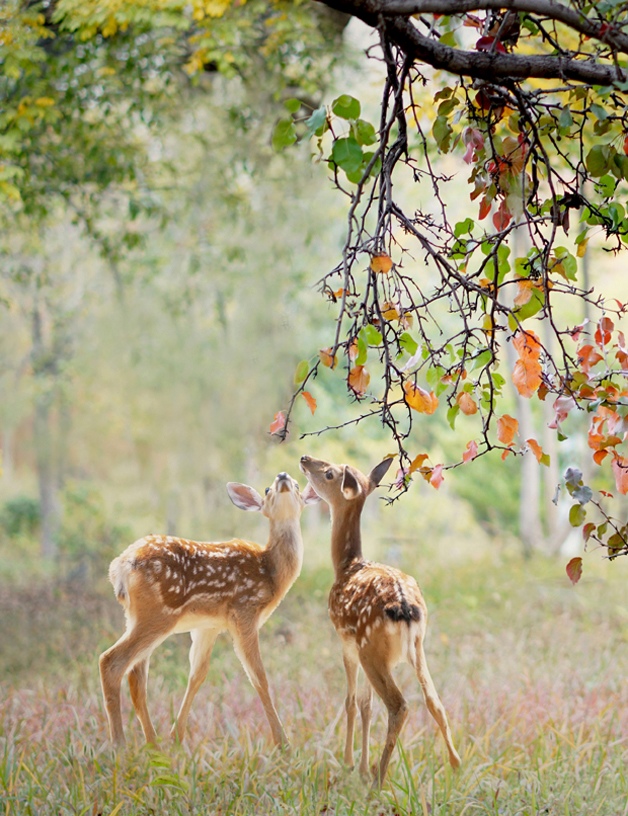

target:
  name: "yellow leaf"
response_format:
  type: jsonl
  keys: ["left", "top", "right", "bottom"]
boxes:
{"left": 319, "top": 348, "right": 337, "bottom": 369}
{"left": 349, "top": 365, "right": 370, "bottom": 396}
{"left": 409, "top": 453, "right": 429, "bottom": 473}
{"left": 404, "top": 382, "right": 438, "bottom": 414}
{"left": 370, "top": 254, "right": 393, "bottom": 274}
{"left": 381, "top": 302, "right": 400, "bottom": 321}
{"left": 576, "top": 239, "right": 589, "bottom": 258}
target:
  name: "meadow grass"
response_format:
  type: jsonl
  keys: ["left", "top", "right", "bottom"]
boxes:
{"left": 1, "top": 553, "right": 628, "bottom": 815}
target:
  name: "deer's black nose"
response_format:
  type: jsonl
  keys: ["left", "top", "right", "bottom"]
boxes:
{"left": 277, "top": 472, "right": 289, "bottom": 480}
{"left": 300, "top": 456, "right": 311, "bottom": 463}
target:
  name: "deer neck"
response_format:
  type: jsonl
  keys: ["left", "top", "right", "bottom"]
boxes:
{"left": 330, "top": 502, "right": 364, "bottom": 577}
{"left": 265, "top": 519, "right": 304, "bottom": 591}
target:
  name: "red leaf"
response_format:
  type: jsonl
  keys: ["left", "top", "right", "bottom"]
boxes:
{"left": 429, "top": 464, "right": 444, "bottom": 489}
{"left": 583, "top": 522, "right": 596, "bottom": 542}
{"left": 476, "top": 35, "right": 507, "bottom": 53}
{"left": 301, "top": 391, "right": 317, "bottom": 415}
{"left": 492, "top": 200, "right": 512, "bottom": 231}
{"left": 269, "top": 411, "right": 287, "bottom": 436}
{"left": 566, "top": 557, "right": 583, "bottom": 585}
{"left": 478, "top": 195, "right": 491, "bottom": 220}
{"left": 462, "top": 440, "right": 478, "bottom": 463}
{"left": 595, "top": 316, "right": 614, "bottom": 347}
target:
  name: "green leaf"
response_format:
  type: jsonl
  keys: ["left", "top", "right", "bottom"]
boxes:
{"left": 586, "top": 144, "right": 611, "bottom": 178}
{"left": 472, "top": 349, "right": 492, "bottom": 371}
{"left": 454, "top": 217, "right": 474, "bottom": 238}
{"left": 332, "top": 94, "right": 361, "bottom": 120}
{"left": 353, "top": 119, "right": 377, "bottom": 146}
{"left": 294, "top": 360, "right": 309, "bottom": 384}
{"left": 355, "top": 335, "right": 368, "bottom": 366}
{"left": 447, "top": 403, "right": 460, "bottom": 429}
{"left": 305, "top": 106, "right": 327, "bottom": 139}
{"left": 569, "top": 503, "right": 586, "bottom": 527}
{"left": 432, "top": 115, "right": 452, "bottom": 153}
{"left": 330, "top": 137, "right": 363, "bottom": 174}
{"left": 283, "top": 98, "right": 301, "bottom": 114}
{"left": 399, "top": 332, "right": 418, "bottom": 355}
{"left": 558, "top": 108, "right": 573, "bottom": 129}
{"left": 272, "top": 118, "right": 297, "bottom": 151}
{"left": 361, "top": 324, "right": 383, "bottom": 346}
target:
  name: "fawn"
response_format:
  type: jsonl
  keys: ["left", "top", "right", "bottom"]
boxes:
{"left": 99, "top": 471, "right": 319, "bottom": 747}
{"left": 299, "top": 454, "right": 461, "bottom": 787}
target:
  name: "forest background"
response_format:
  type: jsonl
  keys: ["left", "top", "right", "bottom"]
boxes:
{"left": 1, "top": 2, "right": 627, "bottom": 814}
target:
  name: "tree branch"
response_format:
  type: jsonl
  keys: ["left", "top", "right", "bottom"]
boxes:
{"left": 317, "top": 0, "right": 628, "bottom": 84}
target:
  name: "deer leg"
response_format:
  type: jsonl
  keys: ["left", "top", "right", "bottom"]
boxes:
{"left": 360, "top": 658, "right": 408, "bottom": 789}
{"left": 342, "top": 650, "right": 359, "bottom": 768}
{"left": 231, "top": 625, "right": 287, "bottom": 747}
{"left": 358, "top": 681, "right": 373, "bottom": 778}
{"left": 171, "top": 627, "right": 219, "bottom": 742}
{"left": 99, "top": 620, "right": 172, "bottom": 746}
{"left": 414, "top": 638, "right": 461, "bottom": 769}
{"left": 128, "top": 658, "right": 157, "bottom": 744}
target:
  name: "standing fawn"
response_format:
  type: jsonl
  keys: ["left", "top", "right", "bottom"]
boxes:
{"left": 99, "top": 472, "right": 319, "bottom": 747}
{"left": 299, "top": 455, "right": 461, "bottom": 787}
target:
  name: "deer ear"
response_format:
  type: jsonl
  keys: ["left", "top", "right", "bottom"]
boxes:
{"left": 302, "top": 482, "right": 322, "bottom": 506}
{"left": 368, "top": 458, "right": 393, "bottom": 491}
{"left": 226, "top": 483, "right": 263, "bottom": 512}
{"left": 341, "top": 467, "right": 362, "bottom": 500}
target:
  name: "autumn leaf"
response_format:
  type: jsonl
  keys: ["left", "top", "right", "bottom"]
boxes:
{"left": 404, "top": 381, "right": 439, "bottom": 414}
{"left": 526, "top": 438, "right": 549, "bottom": 466}
{"left": 409, "top": 453, "right": 429, "bottom": 473}
{"left": 577, "top": 344, "right": 603, "bottom": 373}
{"left": 595, "top": 316, "right": 614, "bottom": 347}
{"left": 611, "top": 455, "right": 628, "bottom": 495}
{"left": 497, "top": 414, "right": 519, "bottom": 446}
{"left": 370, "top": 253, "right": 393, "bottom": 274}
{"left": 492, "top": 200, "right": 512, "bottom": 231}
{"left": 462, "top": 440, "right": 478, "bottom": 463}
{"left": 381, "top": 302, "right": 400, "bottom": 321}
{"left": 512, "top": 357, "right": 542, "bottom": 397}
{"left": 512, "top": 329, "right": 542, "bottom": 360}
{"left": 478, "top": 195, "right": 491, "bottom": 220}
{"left": 319, "top": 348, "right": 338, "bottom": 369}
{"left": 301, "top": 391, "right": 317, "bottom": 415}
{"left": 514, "top": 279, "right": 534, "bottom": 307}
{"left": 566, "top": 557, "right": 583, "bottom": 586}
{"left": 348, "top": 365, "right": 370, "bottom": 396}
{"left": 269, "top": 411, "right": 287, "bottom": 436}
{"left": 457, "top": 391, "right": 478, "bottom": 415}
{"left": 429, "top": 464, "right": 444, "bottom": 489}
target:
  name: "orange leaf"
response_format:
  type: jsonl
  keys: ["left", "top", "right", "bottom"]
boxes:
{"left": 512, "top": 329, "right": 542, "bottom": 360}
{"left": 301, "top": 391, "right": 317, "bottom": 415}
{"left": 577, "top": 344, "right": 603, "bottom": 374}
{"left": 404, "top": 381, "right": 439, "bottom": 414}
{"left": 611, "top": 455, "right": 628, "bottom": 495}
{"left": 409, "top": 453, "right": 429, "bottom": 473}
{"left": 526, "top": 438, "right": 545, "bottom": 463}
{"left": 429, "top": 464, "right": 444, "bottom": 489}
{"left": 457, "top": 392, "right": 478, "bottom": 415}
{"left": 501, "top": 448, "right": 512, "bottom": 461}
{"left": 593, "top": 449, "right": 609, "bottom": 465}
{"left": 497, "top": 414, "right": 519, "bottom": 446}
{"left": 462, "top": 440, "right": 478, "bottom": 463}
{"left": 370, "top": 253, "right": 393, "bottom": 274}
{"left": 514, "top": 279, "right": 534, "bottom": 307}
{"left": 566, "top": 557, "right": 583, "bottom": 586}
{"left": 269, "top": 411, "right": 287, "bottom": 436}
{"left": 512, "top": 357, "right": 542, "bottom": 397}
{"left": 348, "top": 365, "right": 370, "bottom": 396}
{"left": 319, "top": 348, "right": 338, "bottom": 369}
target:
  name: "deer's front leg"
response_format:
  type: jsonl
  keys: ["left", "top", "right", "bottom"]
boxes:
{"left": 232, "top": 623, "right": 288, "bottom": 747}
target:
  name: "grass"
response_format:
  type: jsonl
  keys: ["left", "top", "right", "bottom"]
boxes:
{"left": 1, "top": 552, "right": 628, "bottom": 814}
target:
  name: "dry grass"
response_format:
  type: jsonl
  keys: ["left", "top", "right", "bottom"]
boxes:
{"left": 1, "top": 553, "right": 628, "bottom": 814}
